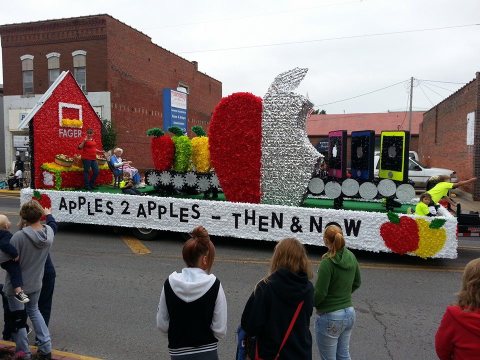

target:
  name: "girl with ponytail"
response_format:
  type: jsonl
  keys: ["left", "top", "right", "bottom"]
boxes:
{"left": 157, "top": 226, "right": 227, "bottom": 359}
{"left": 314, "top": 224, "right": 361, "bottom": 360}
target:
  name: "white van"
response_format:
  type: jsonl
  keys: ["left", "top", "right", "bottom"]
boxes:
{"left": 374, "top": 155, "right": 456, "bottom": 188}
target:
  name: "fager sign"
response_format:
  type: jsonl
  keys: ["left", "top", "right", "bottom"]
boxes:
{"left": 163, "top": 89, "right": 188, "bottom": 132}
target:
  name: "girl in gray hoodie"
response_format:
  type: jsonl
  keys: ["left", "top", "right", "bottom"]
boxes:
{"left": 4, "top": 200, "right": 55, "bottom": 360}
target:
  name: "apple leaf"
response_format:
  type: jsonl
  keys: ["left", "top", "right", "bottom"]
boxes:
{"left": 33, "top": 190, "right": 41, "bottom": 199}
{"left": 387, "top": 211, "right": 400, "bottom": 224}
{"left": 429, "top": 218, "right": 446, "bottom": 229}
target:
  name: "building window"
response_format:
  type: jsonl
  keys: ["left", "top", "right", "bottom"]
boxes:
{"left": 20, "top": 54, "right": 34, "bottom": 96}
{"left": 72, "top": 50, "right": 87, "bottom": 92}
{"left": 46, "top": 52, "right": 60, "bottom": 86}
{"left": 177, "top": 83, "right": 189, "bottom": 94}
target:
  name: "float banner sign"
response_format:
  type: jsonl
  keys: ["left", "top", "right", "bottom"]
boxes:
{"left": 20, "top": 189, "right": 457, "bottom": 259}
{"left": 163, "top": 89, "right": 188, "bottom": 132}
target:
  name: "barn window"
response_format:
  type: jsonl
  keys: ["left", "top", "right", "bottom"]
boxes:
{"left": 46, "top": 52, "right": 61, "bottom": 86}
{"left": 72, "top": 50, "right": 87, "bottom": 92}
{"left": 20, "top": 54, "right": 34, "bottom": 96}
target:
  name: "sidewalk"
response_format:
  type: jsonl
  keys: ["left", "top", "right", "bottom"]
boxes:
{"left": 0, "top": 340, "right": 101, "bottom": 359}
{"left": 450, "top": 189, "right": 480, "bottom": 214}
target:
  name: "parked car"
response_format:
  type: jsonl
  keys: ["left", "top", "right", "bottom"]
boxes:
{"left": 375, "top": 150, "right": 419, "bottom": 161}
{"left": 374, "top": 155, "right": 457, "bottom": 188}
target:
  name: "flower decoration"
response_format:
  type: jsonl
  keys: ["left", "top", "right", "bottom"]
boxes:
{"left": 169, "top": 126, "right": 192, "bottom": 173}
{"left": 210, "top": 173, "right": 220, "bottom": 189}
{"left": 191, "top": 126, "right": 211, "bottom": 173}
{"left": 160, "top": 171, "right": 172, "bottom": 186}
{"left": 146, "top": 128, "right": 175, "bottom": 171}
{"left": 197, "top": 176, "right": 211, "bottom": 192}
{"left": 172, "top": 174, "right": 185, "bottom": 189}
{"left": 414, "top": 218, "right": 447, "bottom": 258}
{"left": 61, "top": 118, "right": 83, "bottom": 128}
{"left": 209, "top": 92, "right": 263, "bottom": 203}
{"left": 146, "top": 171, "right": 161, "bottom": 187}
{"left": 41, "top": 162, "right": 109, "bottom": 189}
{"left": 380, "top": 212, "right": 448, "bottom": 258}
{"left": 42, "top": 171, "right": 54, "bottom": 187}
{"left": 185, "top": 172, "right": 198, "bottom": 187}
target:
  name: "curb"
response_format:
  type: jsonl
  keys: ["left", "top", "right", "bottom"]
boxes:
{"left": 0, "top": 340, "right": 102, "bottom": 359}
{"left": 0, "top": 189, "right": 20, "bottom": 197}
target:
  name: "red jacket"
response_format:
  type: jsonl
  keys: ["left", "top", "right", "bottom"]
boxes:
{"left": 435, "top": 305, "right": 480, "bottom": 360}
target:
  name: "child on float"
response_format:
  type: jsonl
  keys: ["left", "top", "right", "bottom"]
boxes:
{"left": 119, "top": 172, "right": 141, "bottom": 196}
{"left": 0, "top": 214, "right": 29, "bottom": 303}
{"left": 415, "top": 193, "right": 437, "bottom": 216}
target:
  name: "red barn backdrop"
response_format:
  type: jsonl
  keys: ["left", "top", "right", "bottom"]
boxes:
{"left": 19, "top": 71, "right": 112, "bottom": 189}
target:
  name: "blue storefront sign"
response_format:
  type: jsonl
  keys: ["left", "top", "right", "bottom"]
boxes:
{"left": 163, "top": 89, "right": 188, "bottom": 132}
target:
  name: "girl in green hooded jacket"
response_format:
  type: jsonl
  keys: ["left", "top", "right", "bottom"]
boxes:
{"left": 314, "top": 224, "right": 361, "bottom": 360}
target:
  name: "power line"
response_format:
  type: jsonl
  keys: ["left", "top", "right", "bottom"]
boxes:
{"left": 179, "top": 23, "right": 479, "bottom": 54}
{"left": 317, "top": 79, "right": 409, "bottom": 106}
{"left": 418, "top": 84, "right": 435, "bottom": 106}
{"left": 421, "top": 81, "right": 461, "bottom": 93}
{"left": 417, "top": 78, "right": 467, "bottom": 85}
{"left": 420, "top": 82, "right": 446, "bottom": 98}
{"left": 146, "top": 0, "right": 361, "bottom": 30}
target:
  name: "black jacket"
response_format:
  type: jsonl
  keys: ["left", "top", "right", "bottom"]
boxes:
{"left": 241, "top": 268, "right": 314, "bottom": 360}
{"left": 0, "top": 230, "right": 18, "bottom": 259}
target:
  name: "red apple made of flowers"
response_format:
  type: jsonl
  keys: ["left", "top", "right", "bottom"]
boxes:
{"left": 380, "top": 212, "right": 420, "bottom": 255}
{"left": 33, "top": 190, "right": 52, "bottom": 221}
{"left": 209, "top": 92, "right": 263, "bottom": 203}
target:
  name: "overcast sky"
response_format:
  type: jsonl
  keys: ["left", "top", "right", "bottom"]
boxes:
{"left": 1, "top": 0, "right": 479, "bottom": 114}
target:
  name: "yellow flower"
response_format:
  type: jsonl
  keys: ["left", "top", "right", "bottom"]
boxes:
{"left": 61, "top": 118, "right": 83, "bottom": 128}
{"left": 191, "top": 136, "right": 210, "bottom": 173}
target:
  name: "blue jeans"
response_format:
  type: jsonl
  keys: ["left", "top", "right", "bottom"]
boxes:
{"left": 315, "top": 307, "right": 355, "bottom": 360}
{"left": 8, "top": 290, "right": 51, "bottom": 357}
{"left": 82, "top": 159, "right": 99, "bottom": 189}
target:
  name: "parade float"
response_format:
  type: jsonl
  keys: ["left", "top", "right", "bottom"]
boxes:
{"left": 18, "top": 69, "right": 457, "bottom": 259}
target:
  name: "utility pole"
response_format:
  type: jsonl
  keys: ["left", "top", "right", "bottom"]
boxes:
{"left": 408, "top": 76, "right": 414, "bottom": 136}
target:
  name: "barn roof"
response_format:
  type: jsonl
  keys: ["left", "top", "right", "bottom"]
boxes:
{"left": 18, "top": 71, "right": 69, "bottom": 129}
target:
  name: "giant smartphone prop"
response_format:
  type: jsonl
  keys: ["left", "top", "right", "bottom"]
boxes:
{"left": 327, "top": 130, "right": 347, "bottom": 179}
{"left": 378, "top": 131, "right": 410, "bottom": 182}
{"left": 351, "top": 130, "right": 375, "bottom": 181}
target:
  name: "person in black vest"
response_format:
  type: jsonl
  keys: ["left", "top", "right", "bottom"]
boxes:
{"left": 241, "top": 238, "right": 314, "bottom": 359}
{"left": 156, "top": 226, "right": 227, "bottom": 359}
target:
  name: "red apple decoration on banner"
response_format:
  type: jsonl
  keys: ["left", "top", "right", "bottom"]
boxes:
{"left": 33, "top": 190, "right": 52, "bottom": 221}
{"left": 380, "top": 212, "right": 419, "bottom": 254}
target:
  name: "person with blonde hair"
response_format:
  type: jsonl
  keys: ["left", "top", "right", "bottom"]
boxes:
{"left": 435, "top": 258, "right": 480, "bottom": 359}
{"left": 427, "top": 175, "right": 477, "bottom": 205}
{"left": 157, "top": 226, "right": 227, "bottom": 359}
{"left": 241, "top": 238, "right": 314, "bottom": 359}
{"left": 314, "top": 224, "right": 361, "bottom": 360}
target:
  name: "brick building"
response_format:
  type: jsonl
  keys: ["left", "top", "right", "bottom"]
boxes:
{"left": 419, "top": 72, "right": 480, "bottom": 199}
{"left": 307, "top": 111, "right": 424, "bottom": 161}
{"left": 0, "top": 14, "right": 222, "bottom": 173}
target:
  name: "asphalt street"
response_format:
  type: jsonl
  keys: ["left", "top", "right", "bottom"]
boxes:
{"left": 0, "top": 194, "right": 479, "bottom": 360}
